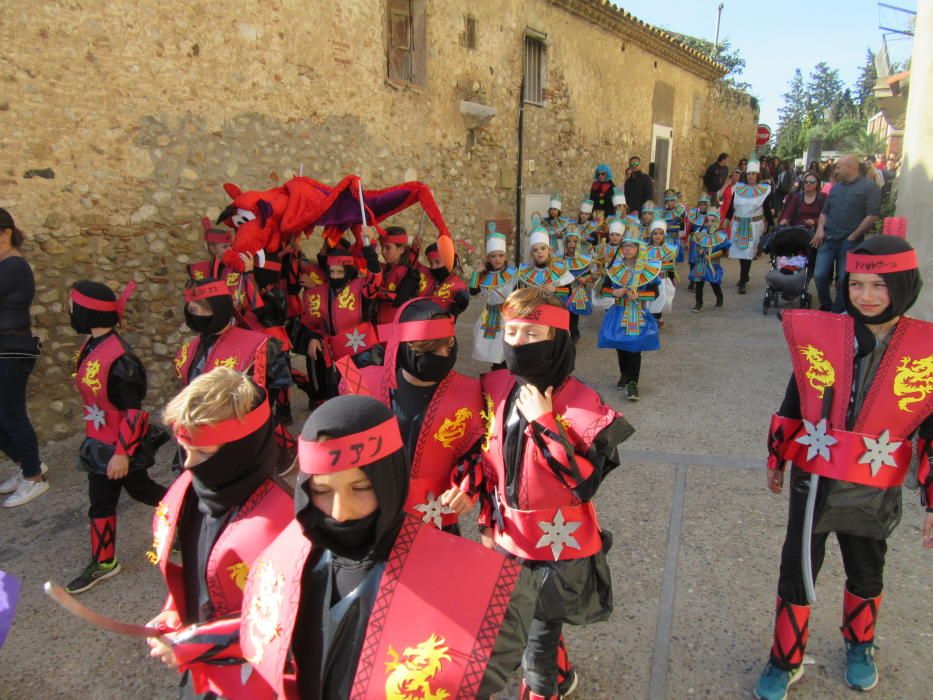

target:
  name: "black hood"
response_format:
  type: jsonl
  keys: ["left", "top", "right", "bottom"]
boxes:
{"left": 844, "top": 235, "right": 922, "bottom": 324}
{"left": 70, "top": 281, "right": 118, "bottom": 333}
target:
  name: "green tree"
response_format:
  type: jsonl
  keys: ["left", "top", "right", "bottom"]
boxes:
{"left": 667, "top": 33, "right": 751, "bottom": 91}
{"left": 775, "top": 69, "right": 808, "bottom": 159}
{"left": 806, "top": 62, "right": 845, "bottom": 123}
{"left": 855, "top": 48, "right": 878, "bottom": 118}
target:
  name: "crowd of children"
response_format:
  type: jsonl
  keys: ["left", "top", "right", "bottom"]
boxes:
{"left": 8, "top": 159, "right": 927, "bottom": 700}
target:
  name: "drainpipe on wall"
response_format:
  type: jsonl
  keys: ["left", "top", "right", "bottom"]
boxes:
{"left": 514, "top": 75, "right": 526, "bottom": 267}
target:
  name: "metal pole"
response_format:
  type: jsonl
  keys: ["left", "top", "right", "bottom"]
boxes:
{"left": 714, "top": 3, "right": 724, "bottom": 53}
{"left": 514, "top": 73, "right": 526, "bottom": 267}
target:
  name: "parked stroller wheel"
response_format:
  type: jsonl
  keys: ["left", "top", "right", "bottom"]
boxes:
{"left": 762, "top": 298, "right": 770, "bottom": 315}
{"left": 799, "top": 293, "right": 811, "bottom": 309}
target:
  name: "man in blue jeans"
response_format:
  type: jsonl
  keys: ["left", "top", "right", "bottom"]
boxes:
{"left": 811, "top": 155, "right": 881, "bottom": 311}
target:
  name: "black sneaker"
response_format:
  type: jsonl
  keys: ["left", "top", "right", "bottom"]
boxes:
{"left": 738, "top": 285, "right": 747, "bottom": 295}
{"left": 65, "top": 559, "right": 122, "bottom": 594}
{"left": 616, "top": 377, "right": 627, "bottom": 389}
{"left": 626, "top": 381, "right": 639, "bottom": 401}
{"left": 715, "top": 298, "right": 724, "bottom": 308}
{"left": 559, "top": 668, "right": 580, "bottom": 698}
{"left": 692, "top": 305, "right": 702, "bottom": 313}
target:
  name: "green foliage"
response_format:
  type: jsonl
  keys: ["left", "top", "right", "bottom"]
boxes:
{"left": 667, "top": 32, "right": 751, "bottom": 91}
{"left": 776, "top": 49, "right": 888, "bottom": 160}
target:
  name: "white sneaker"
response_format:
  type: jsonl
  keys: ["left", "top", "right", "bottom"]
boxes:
{"left": 3, "top": 477, "right": 49, "bottom": 507}
{"left": 0, "top": 463, "right": 49, "bottom": 494}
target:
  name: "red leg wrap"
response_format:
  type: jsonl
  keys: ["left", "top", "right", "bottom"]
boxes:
{"left": 556, "top": 633, "right": 573, "bottom": 686}
{"left": 519, "top": 680, "right": 558, "bottom": 700}
{"left": 770, "top": 596, "right": 810, "bottom": 668}
{"left": 841, "top": 589, "right": 882, "bottom": 644}
{"left": 91, "top": 516, "right": 116, "bottom": 563}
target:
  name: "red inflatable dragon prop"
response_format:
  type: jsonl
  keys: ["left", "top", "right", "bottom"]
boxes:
{"left": 216, "top": 175, "right": 455, "bottom": 271}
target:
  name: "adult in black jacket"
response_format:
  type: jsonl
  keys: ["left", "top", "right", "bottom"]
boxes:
{"left": 623, "top": 155, "right": 654, "bottom": 215}
{"left": 703, "top": 153, "right": 729, "bottom": 202}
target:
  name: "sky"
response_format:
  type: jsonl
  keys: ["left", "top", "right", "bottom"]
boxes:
{"left": 613, "top": 0, "right": 917, "bottom": 132}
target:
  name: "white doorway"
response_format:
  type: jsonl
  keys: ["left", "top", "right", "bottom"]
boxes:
{"left": 651, "top": 123, "right": 673, "bottom": 193}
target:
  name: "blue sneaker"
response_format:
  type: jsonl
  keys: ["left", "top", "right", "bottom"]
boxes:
{"left": 754, "top": 661, "right": 804, "bottom": 700}
{"left": 844, "top": 642, "right": 878, "bottom": 691}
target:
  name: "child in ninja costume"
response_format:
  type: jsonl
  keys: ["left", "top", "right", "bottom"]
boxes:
{"left": 755, "top": 235, "right": 932, "bottom": 700}
{"left": 688, "top": 212, "right": 730, "bottom": 312}
{"left": 293, "top": 243, "right": 382, "bottom": 404}
{"left": 541, "top": 195, "right": 568, "bottom": 254}
{"left": 517, "top": 227, "right": 575, "bottom": 305}
{"left": 596, "top": 231, "right": 662, "bottom": 400}
{"left": 479, "top": 288, "right": 634, "bottom": 699}
{"left": 560, "top": 227, "right": 594, "bottom": 343}
{"left": 470, "top": 226, "right": 519, "bottom": 367}
{"left": 423, "top": 242, "right": 470, "bottom": 317}
{"left": 176, "top": 278, "right": 294, "bottom": 474}
{"left": 346, "top": 298, "right": 485, "bottom": 535}
{"left": 146, "top": 368, "right": 293, "bottom": 700}
{"left": 66, "top": 281, "right": 169, "bottom": 593}
{"left": 375, "top": 226, "right": 430, "bottom": 325}
{"left": 238, "top": 394, "right": 536, "bottom": 699}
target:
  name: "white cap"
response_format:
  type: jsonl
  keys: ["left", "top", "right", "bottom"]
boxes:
{"left": 579, "top": 199, "right": 594, "bottom": 214}
{"left": 612, "top": 191, "right": 626, "bottom": 206}
{"left": 649, "top": 219, "right": 667, "bottom": 234}
{"left": 529, "top": 228, "right": 550, "bottom": 248}
{"left": 747, "top": 158, "right": 761, "bottom": 174}
{"left": 608, "top": 220, "right": 624, "bottom": 234}
{"left": 486, "top": 232, "right": 507, "bottom": 254}
{"left": 549, "top": 196, "right": 562, "bottom": 210}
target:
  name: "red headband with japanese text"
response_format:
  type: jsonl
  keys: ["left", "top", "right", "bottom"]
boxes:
{"left": 845, "top": 250, "right": 917, "bottom": 275}
{"left": 426, "top": 249, "right": 441, "bottom": 261}
{"left": 503, "top": 304, "right": 570, "bottom": 331}
{"left": 327, "top": 255, "right": 355, "bottom": 267}
{"left": 69, "top": 281, "right": 137, "bottom": 321}
{"left": 185, "top": 281, "right": 230, "bottom": 302}
{"left": 298, "top": 416, "right": 403, "bottom": 474}
{"left": 173, "top": 398, "right": 271, "bottom": 448}
{"left": 382, "top": 232, "right": 408, "bottom": 246}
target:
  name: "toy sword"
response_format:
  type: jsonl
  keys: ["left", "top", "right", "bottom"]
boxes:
{"left": 44, "top": 581, "right": 170, "bottom": 644}
{"left": 801, "top": 386, "right": 834, "bottom": 604}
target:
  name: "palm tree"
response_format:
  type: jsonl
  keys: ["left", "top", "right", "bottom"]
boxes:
{"left": 845, "top": 130, "right": 887, "bottom": 157}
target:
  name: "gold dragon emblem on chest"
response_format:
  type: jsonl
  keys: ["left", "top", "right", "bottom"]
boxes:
{"left": 337, "top": 284, "right": 356, "bottom": 311}
{"left": 307, "top": 293, "right": 322, "bottom": 318}
{"left": 479, "top": 394, "right": 495, "bottom": 452}
{"left": 226, "top": 272, "right": 240, "bottom": 287}
{"left": 81, "top": 359, "right": 103, "bottom": 396}
{"left": 174, "top": 340, "right": 191, "bottom": 378}
{"left": 244, "top": 560, "right": 286, "bottom": 664}
{"left": 146, "top": 502, "right": 171, "bottom": 565}
{"left": 228, "top": 562, "right": 251, "bottom": 591}
{"left": 893, "top": 354, "right": 933, "bottom": 412}
{"left": 436, "top": 281, "right": 454, "bottom": 299}
{"left": 384, "top": 633, "right": 452, "bottom": 700}
{"left": 798, "top": 344, "right": 835, "bottom": 399}
{"left": 433, "top": 408, "right": 473, "bottom": 449}
{"left": 214, "top": 356, "right": 239, "bottom": 370}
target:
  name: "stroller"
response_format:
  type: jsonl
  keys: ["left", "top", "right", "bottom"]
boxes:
{"left": 761, "top": 225, "right": 815, "bottom": 314}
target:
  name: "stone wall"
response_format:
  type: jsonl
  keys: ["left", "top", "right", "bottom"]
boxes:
{"left": 1, "top": 0, "right": 756, "bottom": 438}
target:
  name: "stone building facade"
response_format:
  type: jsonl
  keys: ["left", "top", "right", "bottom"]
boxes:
{"left": 1, "top": 0, "right": 757, "bottom": 436}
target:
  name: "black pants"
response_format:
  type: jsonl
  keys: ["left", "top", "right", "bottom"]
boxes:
{"left": 523, "top": 617, "right": 563, "bottom": 695}
{"left": 777, "top": 469, "right": 886, "bottom": 606}
{"left": 616, "top": 350, "right": 641, "bottom": 383}
{"left": 0, "top": 357, "right": 42, "bottom": 478}
{"left": 87, "top": 469, "right": 167, "bottom": 519}
{"left": 694, "top": 282, "right": 723, "bottom": 307}
{"left": 738, "top": 259, "right": 752, "bottom": 286}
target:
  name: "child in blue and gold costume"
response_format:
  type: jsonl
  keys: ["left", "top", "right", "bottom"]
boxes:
{"left": 561, "top": 227, "right": 594, "bottom": 342}
{"left": 688, "top": 211, "right": 731, "bottom": 312}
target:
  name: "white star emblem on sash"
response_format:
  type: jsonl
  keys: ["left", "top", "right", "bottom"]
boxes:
{"left": 413, "top": 492, "right": 454, "bottom": 528}
{"left": 858, "top": 430, "right": 902, "bottom": 477}
{"left": 536, "top": 509, "right": 582, "bottom": 560}
{"left": 794, "top": 418, "right": 837, "bottom": 462}
{"left": 83, "top": 404, "right": 107, "bottom": 431}
{"left": 344, "top": 328, "right": 368, "bottom": 352}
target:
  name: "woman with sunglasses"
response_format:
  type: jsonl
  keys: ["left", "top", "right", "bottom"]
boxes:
{"left": 779, "top": 173, "right": 826, "bottom": 231}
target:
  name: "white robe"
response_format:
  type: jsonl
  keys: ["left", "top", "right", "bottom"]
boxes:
{"left": 728, "top": 183, "right": 770, "bottom": 261}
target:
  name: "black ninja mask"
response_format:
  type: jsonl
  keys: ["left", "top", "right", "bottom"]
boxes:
{"left": 429, "top": 266, "right": 448, "bottom": 283}
{"left": 503, "top": 327, "right": 576, "bottom": 393}
{"left": 398, "top": 339, "right": 458, "bottom": 383}
{"left": 184, "top": 280, "right": 235, "bottom": 335}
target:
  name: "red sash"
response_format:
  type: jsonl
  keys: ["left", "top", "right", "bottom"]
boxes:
{"left": 152, "top": 471, "right": 292, "bottom": 699}
{"left": 350, "top": 518, "right": 521, "bottom": 699}
{"left": 175, "top": 327, "right": 268, "bottom": 385}
{"left": 74, "top": 334, "right": 125, "bottom": 443}
{"left": 782, "top": 310, "right": 854, "bottom": 428}
{"left": 326, "top": 321, "right": 380, "bottom": 364}
{"left": 480, "top": 371, "right": 615, "bottom": 559}
{"left": 377, "top": 371, "right": 484, "bottom": 527}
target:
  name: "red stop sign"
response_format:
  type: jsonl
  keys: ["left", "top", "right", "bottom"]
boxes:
{"left": 756, "top": 124, "right": 772, "bottom": 147}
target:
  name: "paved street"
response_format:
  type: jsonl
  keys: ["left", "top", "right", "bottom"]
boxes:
{"left": 1, "top": 258, "right": 929, "bottom": 699}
